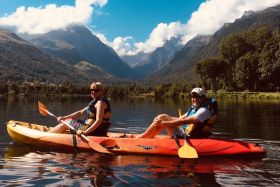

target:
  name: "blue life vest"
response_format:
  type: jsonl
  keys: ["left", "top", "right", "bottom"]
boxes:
{"left": 182, "top": 98, "right": 218, "bottom": 131}
{"left": 84, "top": 97, "right": 111, "bottom": 126}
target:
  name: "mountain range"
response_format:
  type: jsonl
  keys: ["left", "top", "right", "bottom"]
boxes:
{"left": 147, "top": 4, "right": 280, "bottom": 82}
{"left": 146, "top": 35, "right": 211, "bottom": 82}
{"left": 26, "top": 25, "right": 138, "bottom": 79}
{"left": 0, "top": 4, "right": 280, "bottom": 84}
{"left": 122, "top": 37, "right": 183, "bottom": 78}
{"left": 0, "top": 28, "right": 97, "bottom": 83}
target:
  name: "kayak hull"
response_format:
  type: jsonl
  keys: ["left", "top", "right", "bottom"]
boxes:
{"left": 7, "top": 120, "right": 265, "bottom": 156}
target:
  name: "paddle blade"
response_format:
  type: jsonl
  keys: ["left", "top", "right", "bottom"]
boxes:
{"left": 178, "top": 143, "right": 198, "bottom": 159}
{"left": 87, "top": 140, "right": 113, "bottom": 154}
{"left": 178, "top": 108, "right": 182, "bottom": 117}
{"left": 38, "top": 101, "right": 49, "bottom": 116}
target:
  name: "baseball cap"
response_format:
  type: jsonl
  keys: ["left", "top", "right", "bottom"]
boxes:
{"left": 191, "top": 88, "right": 205, "bottom": 97}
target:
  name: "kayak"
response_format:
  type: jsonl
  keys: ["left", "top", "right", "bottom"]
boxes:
{"left": 7, "top": 120, "right": 265, "bottom": 157}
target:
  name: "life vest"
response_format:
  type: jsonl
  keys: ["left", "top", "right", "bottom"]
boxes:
{"left": 182, "top": 98, "right": 218, "bottom": 134}
{"left": 84, "top": 97, "right": 111, "bottom": 126}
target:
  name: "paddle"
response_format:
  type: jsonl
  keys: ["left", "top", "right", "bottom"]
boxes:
{"left": 177, "top": 109, "right": 198, "bottom": 159}
{"left": 38, "top": 101, "right": 112, "bottom": 154}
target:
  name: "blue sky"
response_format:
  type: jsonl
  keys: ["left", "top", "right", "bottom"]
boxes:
{"left": 91, "top": 0, "right": 204, "bottom": 41}
{"left": 0, "top": 0, "right": 203, "bottom": 41}
{"left": 0, "top": 0, "right": 279, "bottom": 56}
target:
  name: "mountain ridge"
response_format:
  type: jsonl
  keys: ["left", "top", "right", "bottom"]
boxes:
{"left": 0, "top": 28, "right": 115, "bottom": 83}
{"left": 26, "top": 25, "right": 139, "bottom": 79}
{"left": 147, "top": 4, "right": 280, "bottom": 83}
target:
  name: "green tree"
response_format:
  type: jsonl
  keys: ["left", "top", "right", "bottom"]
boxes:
{"left": 258, "top": 32, "right": 280, "bottom": 90}
{"left": 245, "top": 27, "right": 273, "bottom": 52}
{"left": 219, "top": 34, "right": 254, "bottom": 65}
{"left": 196, "top": 58, "right": 229, "bottom": 91}
{"left": 234, "top": 52, "right": 259, "bottom": 90}
{"left": 0, "top": 82, "right": 8, "bottom": 95}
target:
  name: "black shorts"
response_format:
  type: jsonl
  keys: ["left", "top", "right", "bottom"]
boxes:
{"left": 87, "top": 122, "right": 111, "bottom": 137}
{"left": 189, "top": 124, "right": 212, "bottom": 139}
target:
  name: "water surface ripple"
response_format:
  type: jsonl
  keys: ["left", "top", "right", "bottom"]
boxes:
{"left": 0, "top": 96, "right": 280, "bottom": 186}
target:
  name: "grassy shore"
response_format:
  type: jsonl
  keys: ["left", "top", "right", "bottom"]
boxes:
{"left": 135, "top": 91, "right": 280, "bottom": 100}
{"left": 205, "top": 92, "right": 280, "bottom": 100}
{"left": 1, "top": 91, "right": 280, "bottom": 100}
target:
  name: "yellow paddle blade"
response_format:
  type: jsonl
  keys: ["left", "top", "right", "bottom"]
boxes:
{"left": 38, "top": 101, "right": 49, "bottom": 116}
{"left": 178, "top": 109, "right": 182, "bottom": 117}
{"left": 178, "top": 143, "right": 198, "bottom": 159}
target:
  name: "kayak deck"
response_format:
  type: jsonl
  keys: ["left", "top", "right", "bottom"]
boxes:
{"left": 7, "top": 120, "right": 266, "bottom": 157}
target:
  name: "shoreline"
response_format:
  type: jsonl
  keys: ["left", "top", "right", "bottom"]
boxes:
{"left": 135, "top": 92, "right": 280, "bottom": 100}
{"left": 206, "top": 92, "right": 280, "bottom": 100}
{"left": 1, "top": 92, "right": 280, "bottom": 100}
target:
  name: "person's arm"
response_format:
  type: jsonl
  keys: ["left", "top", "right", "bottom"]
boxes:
{"left": 57, "top": 106, "right": 88, "bottom": 122}
{"left": 159, "top": 115, "right": 200, "bottom": 127}
{"left": 156, "top": 107, "right": 211, "bottom": 127}
{"left": 81, "top": 101, "right": 107, "bottom": 135}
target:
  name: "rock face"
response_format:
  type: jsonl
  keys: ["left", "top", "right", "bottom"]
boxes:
{"left": 146, "top": 35, "right": 211, "bottom": 82}
{"left": 122, "top": 37, "right": 183, "bottom": 78}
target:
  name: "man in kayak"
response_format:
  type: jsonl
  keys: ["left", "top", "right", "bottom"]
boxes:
{"left": 49, "top": 82, "right": 111, "bottom": 136}
{"left": 136, "top": 87, "right": 218, "bottom": 139}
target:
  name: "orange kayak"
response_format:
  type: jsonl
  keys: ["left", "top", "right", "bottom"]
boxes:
{"left": 7, "top": 120, "right": 265, "bottom": 157}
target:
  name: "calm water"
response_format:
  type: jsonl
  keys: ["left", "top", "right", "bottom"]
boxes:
{"left": 0, "top": 96, "right": 280, "bottom": 186}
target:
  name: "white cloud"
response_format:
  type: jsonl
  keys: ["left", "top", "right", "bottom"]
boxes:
{"left": 1, "top": 0, "right": 279, "bottom": 56}
{"left": 95, "top": 32, "right": 135, "bottom": 56}
{"left": 111, "top": 36, "right": 135, "bottom": 56}
{"left": 134, "top": 22, "right": 188, "bottom": 54}
{"left": 186, "top": 0, "right": 280, "bottom": 36}
{"left": 113, "top": 0, "right": 280, "bottom": 56}
{"left": 0, "top": 0, "right": 107, "bottom": 34}
{"left": 96, "top": 22, "right": 188, "bottom": 56}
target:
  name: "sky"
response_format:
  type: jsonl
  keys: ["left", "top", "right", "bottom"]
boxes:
{"left": 0, "top": 0, "right": 280, "bottom": 56}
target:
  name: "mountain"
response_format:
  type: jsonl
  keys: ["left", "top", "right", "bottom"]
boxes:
{"left": 122, "top": 52, "right": 151, "bottom": 68}
{"left": 147, "top": 4, "right": 280, "bottom": 83}
{"left": 0, "top": 28, "right": 112, "bottom": 83}
{"left": 74, "top": 61, "right": 113, "bottom": 79}
{"left": 146, "top": 35, "right": 211, "bottom": 82}
{"left": 26, "top": 25, "right": 139, "bottom": 79}
{"left": 122, "top": 37, "right": 183, "bottom": 78}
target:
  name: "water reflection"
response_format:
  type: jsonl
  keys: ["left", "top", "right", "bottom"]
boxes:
{"left": 1, "top": 96, "right": 280, "bottom": 186}
{"left": 2, "top": 143, "right": 269, "bottom": 186}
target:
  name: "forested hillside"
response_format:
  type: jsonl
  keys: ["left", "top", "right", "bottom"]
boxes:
{"left": 197, "top": 27, "right": 280, "bottom": 91}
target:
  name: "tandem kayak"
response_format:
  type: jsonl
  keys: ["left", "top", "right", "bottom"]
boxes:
{"left": 7, "top": 120, "right": 265, "bottom": 157}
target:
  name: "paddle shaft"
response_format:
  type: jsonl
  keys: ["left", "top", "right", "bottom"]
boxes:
{"left": 47, "top": 111, "right": 90, "bottom": 142}
{"left": 178, "top": 109, "right": 188, "bottom": 145}
{"left": 177, "top": 108, "right": 198, "bottom": 158}
{"left": 38, "top": 100, "right": 112, "bottom": 154}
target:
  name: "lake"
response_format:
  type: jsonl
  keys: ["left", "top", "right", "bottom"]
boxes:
{"left": 0, "top": 95, "right": 280, "bottom": 186}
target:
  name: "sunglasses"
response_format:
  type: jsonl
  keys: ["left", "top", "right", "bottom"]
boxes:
{"left": 90, "top": 89, "right": 101, "bottom": 93}
{"left": 190, "top": 94, "right": 199, "bottom": 98}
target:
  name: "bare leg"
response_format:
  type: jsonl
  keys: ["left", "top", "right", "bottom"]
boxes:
{"left": 136, "top": 123, "right": 163, "bottom": 138}
{"left": 136, "top": 114, "right": 176, "bottom": 138}
{"left": 166, "top": 126, "right": 177, "bottom": 138}
{"left": 49, "top": 123, "right": 69, "bottom": 133}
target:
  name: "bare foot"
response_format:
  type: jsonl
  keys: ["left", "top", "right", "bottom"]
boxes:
{"left": 135, "top": 134, "right": 143, "bottom": 138}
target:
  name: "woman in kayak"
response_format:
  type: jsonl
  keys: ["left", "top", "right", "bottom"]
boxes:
{"left": 136, "top": 88, "right": 218, "bottom": 139}
{"left": 49, "top": 82, "right": 111, "bottom": 136}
